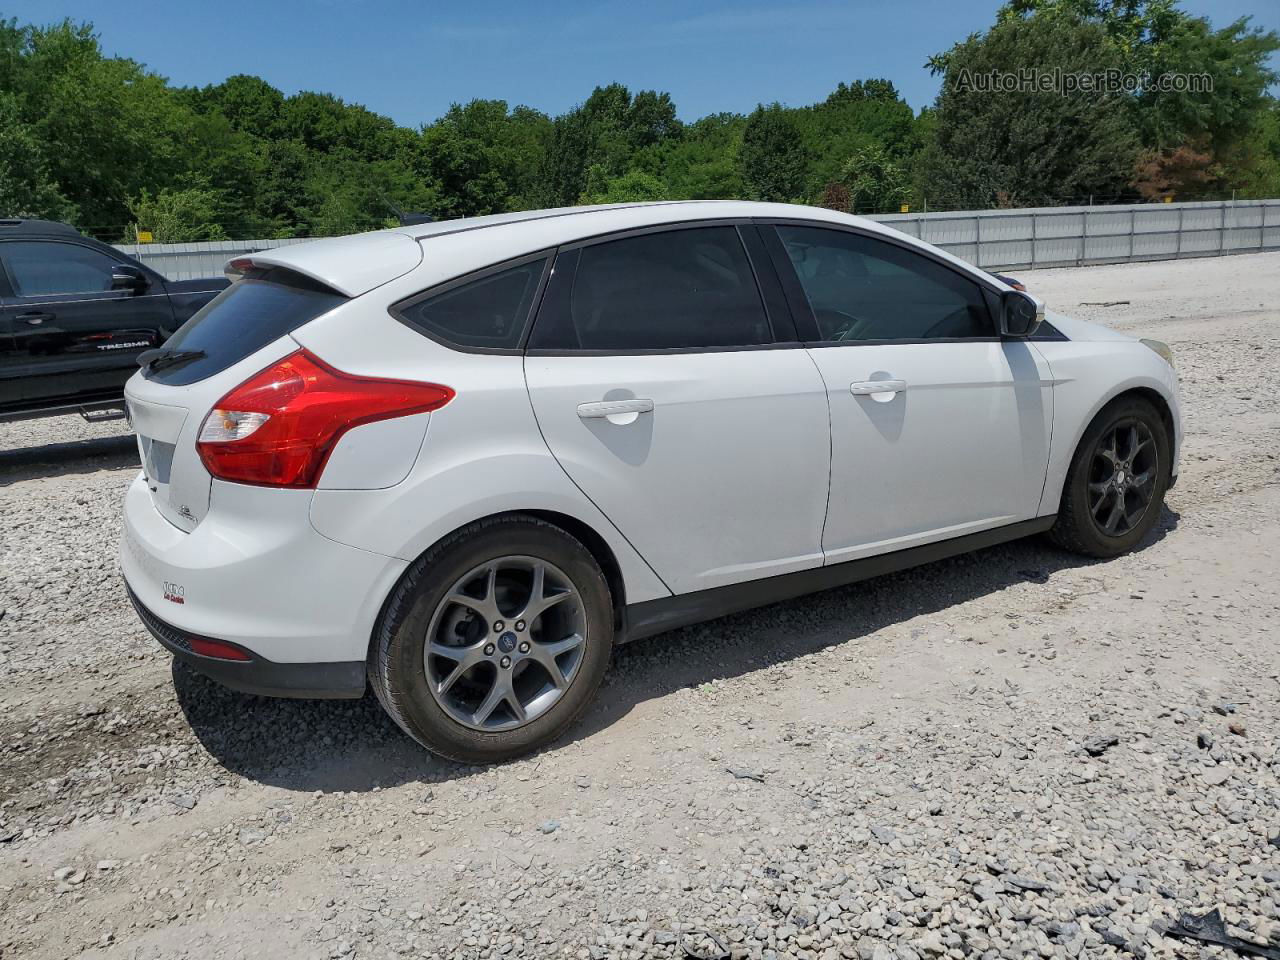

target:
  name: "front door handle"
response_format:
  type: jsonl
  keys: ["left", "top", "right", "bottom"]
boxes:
{"left": 18, "top": 312, "right": 54, "bottom": 325}
{"left": 577, "top": 398, "right": 654, "bottom": 420}
{"left": 850, "top": 379, "right": 906, "bottom": 396}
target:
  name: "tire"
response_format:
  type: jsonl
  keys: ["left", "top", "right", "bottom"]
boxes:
{"left": 1050, "top": 395, "right": 1171, "bottom": 558}
{"left": 369, "top": 515, "right": 613, "bottom": 764}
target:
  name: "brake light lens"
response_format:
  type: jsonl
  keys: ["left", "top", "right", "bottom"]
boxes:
{"left": 197, "top": 349, "right": 453, "bottom": 488}
{"left": 225, "top": 257, "right": 255, "bottom": 279}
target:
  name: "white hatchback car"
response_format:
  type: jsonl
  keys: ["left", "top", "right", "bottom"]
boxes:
{"left": 121, "top": 201, "right": 1181, "bottom": 762}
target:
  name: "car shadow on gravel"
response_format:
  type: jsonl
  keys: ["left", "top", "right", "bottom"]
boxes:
{"left": 0, "top": 434, "right": 137, "bottom": 485}
{"left": 173, "top": 506, "right": 1179, "bottom": 793}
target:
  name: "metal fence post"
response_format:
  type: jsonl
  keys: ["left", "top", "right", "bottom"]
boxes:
{"left": 975, "top": 211, "right": 983, "bottom": 267}
{"left": 1030, "top": 210, "right": 1037, "bottom": 268}
{"left": 1080, "top": 208, "right": 1088, "bottom": 265}
{"left": 1129, "top": 208, "right": 1135, "bottom": 260}
{"left": 1218, "top": 201, "right": 1227, "bottom": 256}
{"left": 1175, "top": 206, "right": 1183, "bottom": 259}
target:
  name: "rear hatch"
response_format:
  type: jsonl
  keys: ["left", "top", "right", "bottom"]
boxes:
{"left": 124, "top": 231, "right": 423, "bottom": 532}
{"left": 125, "top": 265, "right": 350, "bottom": 531}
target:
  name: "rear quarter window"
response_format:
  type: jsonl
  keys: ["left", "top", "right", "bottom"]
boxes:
{"left": 393, "top": 256, "right": 549, "bottom": 351}
{"left": 144, "top": 267, "right": 345, "bottom": 386}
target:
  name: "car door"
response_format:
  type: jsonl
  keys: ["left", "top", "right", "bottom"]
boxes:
{"left": 523, "top": 222, "right": 831, "bottom": 596}
{"left": 0, "top": 239, "right": 173, "bottom": 406}
{"left": 762, "top": 222, "right": 1053, "bottom": 563}
{"left": 0, "top": 265, "right": 18, "bottom": 410}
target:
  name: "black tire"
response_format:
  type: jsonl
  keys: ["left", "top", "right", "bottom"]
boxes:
{"left": 1050, "top": 395, "right": 1171, "bottom": 558}
{"left": 369, "top": 515, "right": 613, "bottom": 763}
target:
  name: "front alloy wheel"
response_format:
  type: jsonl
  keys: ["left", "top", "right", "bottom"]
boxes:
{"left": 1050, "top": 395, "right": 1171, "bottom": 559}
{"left": 1086, "top": 419, "right": 1158, "bottom": 538}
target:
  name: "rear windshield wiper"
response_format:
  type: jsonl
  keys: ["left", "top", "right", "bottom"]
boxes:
{"left": 137, "top": 348, "right": 206, "bottom": 373}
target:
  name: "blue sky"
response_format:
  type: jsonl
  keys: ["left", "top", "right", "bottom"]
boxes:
{"left": 6, "top": 0, "right": 1277, "bottom": 125}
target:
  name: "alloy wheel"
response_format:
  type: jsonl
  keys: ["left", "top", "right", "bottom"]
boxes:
{"left": 423, "top": 556, "right": 587, "bottom": 731}
{"left": 1087, "top": 418, "right": 1158, "bottom": 538}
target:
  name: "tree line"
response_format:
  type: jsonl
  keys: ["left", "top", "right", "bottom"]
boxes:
{"left": 1, "top": 0, "right": 1277, "bottom": 243}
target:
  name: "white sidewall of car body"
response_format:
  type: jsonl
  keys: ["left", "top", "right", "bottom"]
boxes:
{"left": 293, "top": 297, "right": 672, "bottom": 606}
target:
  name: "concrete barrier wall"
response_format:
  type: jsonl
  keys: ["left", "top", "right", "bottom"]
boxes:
{"left": 115, "top": 198, "right": 1280, "bottom": 280}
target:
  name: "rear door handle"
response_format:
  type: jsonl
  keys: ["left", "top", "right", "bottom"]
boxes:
{"left": 577, "top": 398, "right": 655, "bottom": 420}
{"left": 18, "top": 312, "right": 54, "bottom": 325}
{"left": 850, "top": 379, "right": 906, "bottom": 396}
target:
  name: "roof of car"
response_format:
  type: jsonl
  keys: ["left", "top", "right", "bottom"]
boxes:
{"left": 242, "top": 201, "right": 917, "bottom": 297}
{"left": 396, "top": 200, "right": 899, "bottom": 244}
{"left": 0, "top": 218, "right": 85, "bottom": 239}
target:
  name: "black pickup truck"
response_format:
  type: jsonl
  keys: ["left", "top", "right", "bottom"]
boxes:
{"left": 0, "top": 219, "right": 229, "bottom": 423}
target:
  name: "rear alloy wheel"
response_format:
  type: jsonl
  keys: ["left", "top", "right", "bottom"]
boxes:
{"left": 424, "top": 557, "right": 587, "bottom": 732}
{"left": 1050, "top": 396, "right": 1171, "bottom": 558}
{"left": 370, "top": 517, "right": 612, "bottom": 763}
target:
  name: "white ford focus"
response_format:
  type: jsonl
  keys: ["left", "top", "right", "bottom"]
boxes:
{"left": 120, "top": 201, "right": 1181, "bottom": 762}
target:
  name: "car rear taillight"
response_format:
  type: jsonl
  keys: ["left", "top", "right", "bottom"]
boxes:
{"left": 197, "top": 349, "right": 453, "bottom": 488}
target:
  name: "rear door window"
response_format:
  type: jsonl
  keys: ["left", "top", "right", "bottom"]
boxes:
{"left": 144, "top": 266, "right": 345, "bottom": 386}
{"left": 528, "top": 226, "right": 773, "bottom": 351}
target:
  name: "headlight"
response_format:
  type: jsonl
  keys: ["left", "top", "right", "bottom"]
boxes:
{"left": 1140, "top": 338, "right": 1174, "bottom": 368}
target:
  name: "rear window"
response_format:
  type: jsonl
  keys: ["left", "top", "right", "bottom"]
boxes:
{"left": 144, "top": 267, "right": 345, "bottom": 386}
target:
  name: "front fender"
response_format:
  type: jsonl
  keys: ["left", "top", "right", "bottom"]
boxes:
{"left": 1034, "top": 339, "right": 1181, "bottom": 516}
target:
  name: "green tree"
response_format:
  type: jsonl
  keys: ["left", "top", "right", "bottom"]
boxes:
{"left": 537, "top": 84, "right": 682, "bottom": 206}
{"left": 6, "top": 18, "right": 195, "bottom": 231}
{"left": 839, "top": 145, "right": 910, "bottom": 212}
{"left": 1217, "top": 97, "right": 1280, "bottom": 198}
{"left": 658, "top": 112, "right": 747, "bottom": 200}
{"left": 739, "top": 104, "right": 809, "bottom": 202}
{"left": 197, "top": 74, "right": 285, "bottom": 138}
{"left": 922, "top": 16, "right": 1140, "bottom": 207}
{"left": 793, "top": 79, "right": 919, "bottom": 199}
{"left": 578, "top": 165, "right": 668, "bottom": 204}
{"left": 126, "top": 178, "right": 228, "bottom": 242}
{"left": 420, "top": 100, "right": 551, "bottom": 217}
{"left": 0, "top": 91, "right": 75, "bottom": 219}
{"left": 997, "top": 1, "right": 1278, "bottom": 148}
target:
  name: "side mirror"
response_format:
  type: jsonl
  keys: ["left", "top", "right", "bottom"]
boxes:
{"left": 1000, "top": 289, "right": 1044, "bottom": 338}
{"left": 112, "top": 264, "right": 149, "bottom": 294}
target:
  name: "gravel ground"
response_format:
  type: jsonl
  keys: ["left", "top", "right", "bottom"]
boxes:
{"left": 1, "top": 251, "right": 1277, "bottom": 960}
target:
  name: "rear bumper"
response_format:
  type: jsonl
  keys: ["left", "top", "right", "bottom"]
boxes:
{"left": 120, "top": 471, "right": 408, "bottom": 680}
{"left": 128, "top": 586, "right": 366, "bottom": 698}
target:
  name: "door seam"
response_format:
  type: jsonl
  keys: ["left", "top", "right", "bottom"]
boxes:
{"left": 519, "top": 352, "right": 674, "bottom": 597}
{"left": 1028, "top": 340, "right": 1057, "bottom": 513}
{"left": 800, "top": 347, "right": 836, "bottom": 565}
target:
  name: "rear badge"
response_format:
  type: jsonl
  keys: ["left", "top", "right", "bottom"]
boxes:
{"left": 162, "top": 581, "right": 186, "bottom": 604}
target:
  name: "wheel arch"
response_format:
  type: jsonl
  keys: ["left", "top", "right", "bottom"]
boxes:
{"left": 1124, "top": 386, "right": 1176, "bottom": 459}
{"left": 369, "top": 508, "right": 632, "bottom": 657}
{"left": 520, "top": 509, "right": 629, "bottom": 636}
{"left": 1044, "top": 381, "right": 1177, "bottom": 515}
